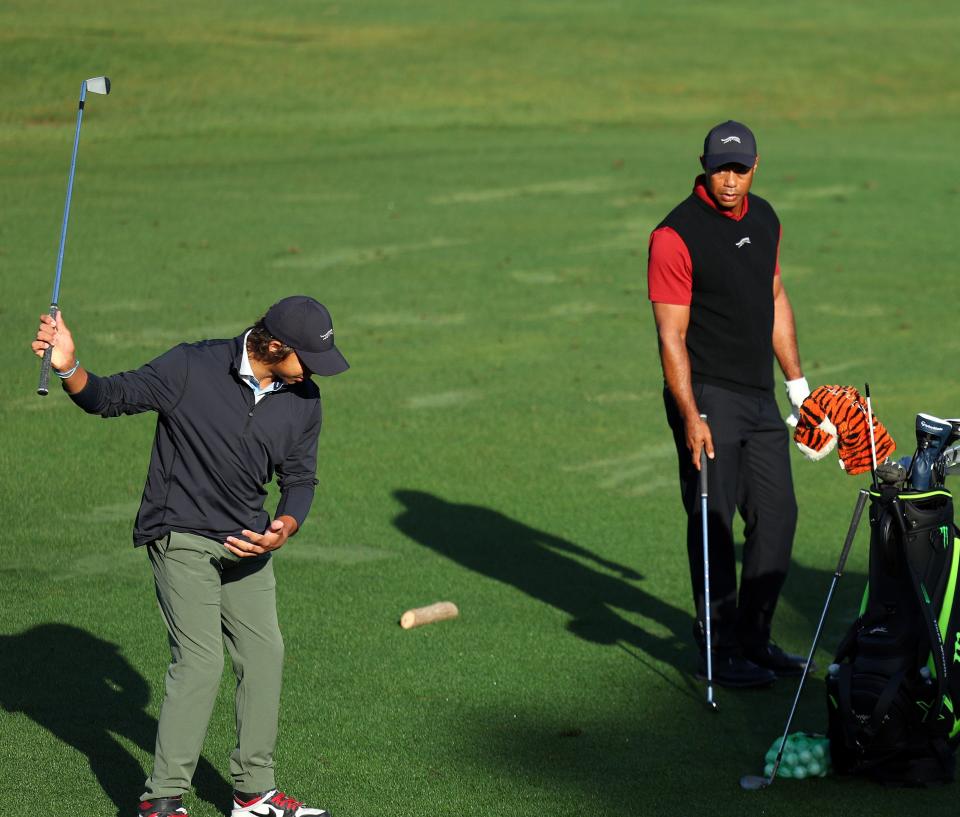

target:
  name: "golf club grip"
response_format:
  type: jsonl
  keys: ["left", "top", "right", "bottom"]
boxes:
{"left": 36, "top": 305, "right": 58, "bottom": 396}
{"left": 699, "top": 413, "right": 708, "bottom": 495}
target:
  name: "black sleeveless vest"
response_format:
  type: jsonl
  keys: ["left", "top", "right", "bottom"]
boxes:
{"left": 658, "top": 192, "right": 780, "bottom": 393}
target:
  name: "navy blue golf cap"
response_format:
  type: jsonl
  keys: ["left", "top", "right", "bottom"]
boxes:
{"left": 263, "top": 296, "right": 349, "bottom": 377}
{"left": 702, "top": 120, "right": 758, "bottom": 170}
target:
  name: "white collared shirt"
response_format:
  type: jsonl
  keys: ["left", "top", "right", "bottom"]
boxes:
{"left": 239, "top": 330, "right": 285, "bottom": 404}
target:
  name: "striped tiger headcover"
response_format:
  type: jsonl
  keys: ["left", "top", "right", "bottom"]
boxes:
{"left": 793, "top": 384, "right": 896, "bottom": 475}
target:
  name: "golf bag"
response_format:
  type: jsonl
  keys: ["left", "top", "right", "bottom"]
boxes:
{"left": 826, "top": 486, "right": 960, "bottom": 785}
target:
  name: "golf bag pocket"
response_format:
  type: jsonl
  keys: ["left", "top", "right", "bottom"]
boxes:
{"left": 827, "top": 664, "right": 954, "bottom": 785}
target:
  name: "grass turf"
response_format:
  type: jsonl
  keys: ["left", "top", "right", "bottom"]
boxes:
{"left": 2, "top": 1, "right": 960, "bottom": 815}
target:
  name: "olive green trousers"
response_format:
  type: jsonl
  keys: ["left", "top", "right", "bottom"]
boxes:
{"left": 142, "top": 531, "right": 283, "bottom": 799}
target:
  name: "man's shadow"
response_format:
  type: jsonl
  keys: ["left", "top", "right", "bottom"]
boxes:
{"left": 0, "top": 623, "right": 230, "bottom": 816}
{"left": 392, "top": 490, "right": 694, "bottom": 682}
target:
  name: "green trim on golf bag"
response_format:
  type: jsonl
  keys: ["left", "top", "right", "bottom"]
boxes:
{"left": 826, "top": 487, "right": 960, "bottom": 785}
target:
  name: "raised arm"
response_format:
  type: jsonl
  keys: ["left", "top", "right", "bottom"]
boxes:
{"left": 32, "top": 312, "right": 88, "bottom": 394}
{"left": 32, "top": 311, "right": 186, "bottom": 416}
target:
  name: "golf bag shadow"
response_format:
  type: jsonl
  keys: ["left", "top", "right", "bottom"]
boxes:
{"left": 827, "top": 486, "right": 960, "bottom": 786}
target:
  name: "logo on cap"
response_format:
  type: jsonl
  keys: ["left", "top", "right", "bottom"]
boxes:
{"left": 736, "top": 237, "right": 751, "bottom": 248}
{"left": 319, "top": 328, "right": 334, "bottom": 341}
{"left": 721, "top": 136, "right": 742, "bottom": 144}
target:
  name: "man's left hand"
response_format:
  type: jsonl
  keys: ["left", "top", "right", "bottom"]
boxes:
{"left": 784, "top": 376, "right": 811, "bottom": 426}
{"left": 225, "top": 516, "right": 297, "bottom": 557}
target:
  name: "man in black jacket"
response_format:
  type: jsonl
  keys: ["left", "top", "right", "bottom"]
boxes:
{"left": 648, "top": 121, "right": 812, "bottom": 688}
{"left": 32, "top": 296, "right": 346, "bottom": 817}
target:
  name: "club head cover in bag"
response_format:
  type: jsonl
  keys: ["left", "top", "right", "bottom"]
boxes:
{"left": 909, "top": 413, "right": 953, "bottom": 490}
{"left": 794, "top": 385, "right": 896, "bottom": 475}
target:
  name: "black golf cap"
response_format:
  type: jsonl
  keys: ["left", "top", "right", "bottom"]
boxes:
{"left": 262, "top": 296, "right": 349, "bottom": 377}
{"left": 702, "top": 120, "right": 758, "bottom": 170}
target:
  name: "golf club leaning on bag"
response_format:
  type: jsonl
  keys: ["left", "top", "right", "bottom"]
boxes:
{"left": 37, "top": 75, "right": 111, "bottom": 396}
{"left": 740, "top": 488, "right": 870, "bottom": 790}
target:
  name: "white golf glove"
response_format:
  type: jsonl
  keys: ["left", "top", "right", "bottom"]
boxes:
{"left": 784, "top": 376, "right": 811, "bottom": 427}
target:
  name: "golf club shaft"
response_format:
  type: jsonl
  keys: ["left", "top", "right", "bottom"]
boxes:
{"left": 699, "top": 414, "right": 714, "bottom": 706}
{"left": 865, "top": 383, "right": 879, "bottom": 490}
{"left": 767, "top": 488, "right": 868, "bottom": 781}
{"left": 38, "top": 80, "right": 87, "bottom": 396}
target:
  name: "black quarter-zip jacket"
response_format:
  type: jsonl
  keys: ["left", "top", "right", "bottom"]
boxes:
{"left": 68, "top": 334, "right": 322, "bottom": 547}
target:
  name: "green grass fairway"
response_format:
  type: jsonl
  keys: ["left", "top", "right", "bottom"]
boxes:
{"left": 3, "top": 2, "right": 960, "bottom": 815}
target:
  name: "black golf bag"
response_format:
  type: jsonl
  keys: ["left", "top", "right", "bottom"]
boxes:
{"left": 827, "top": 486, "right": 960, "bottom": 785}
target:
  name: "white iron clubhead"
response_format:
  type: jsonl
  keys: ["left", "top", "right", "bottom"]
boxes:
{"left": 85, "top": 76, "right": 111, "bottom": 95}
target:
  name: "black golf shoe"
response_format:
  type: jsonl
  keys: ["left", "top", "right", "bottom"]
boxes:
{"left": 137, "top": 796, "right": 188, "bottom": 817}
{"left": 744, "top": 642, "right": 813, "bottom": 678}
{"left": 698, "top": 654, "right": 776, "bottom": 688}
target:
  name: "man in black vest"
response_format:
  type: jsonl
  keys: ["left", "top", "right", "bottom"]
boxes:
{"left": 648, "top": 121, "right": 811, "bottom": 688}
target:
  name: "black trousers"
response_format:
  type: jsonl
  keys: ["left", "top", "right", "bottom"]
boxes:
{"left": 664, "top": 382, "right": 798, "bottom": 656}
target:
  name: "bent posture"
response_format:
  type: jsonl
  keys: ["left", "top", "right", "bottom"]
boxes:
{"left": 33, "top": 296, "right": 348, "bottom": 817}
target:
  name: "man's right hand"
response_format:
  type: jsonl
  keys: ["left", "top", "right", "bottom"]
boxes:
{"left": 685, "top": 414, "right": 715, "bottom": 470}
{"left": 32, "top": 311, "right": 77, "bottom": 372}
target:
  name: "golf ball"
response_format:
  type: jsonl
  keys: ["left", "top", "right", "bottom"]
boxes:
{"left": 794, "top": 766, "right": 808, "bottom": 779}
{"left": 799, "top": 749, "right": 813, "bottom": 764}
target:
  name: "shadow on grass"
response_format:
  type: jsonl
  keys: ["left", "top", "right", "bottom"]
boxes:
{"left": 733, "top": 537, "right": 868, "bottom": 656}
{"left": 453, "top": 692, "right": 938, "bottom": 817}
{"left": 782, "top": 557, "right": 868, "bottom": 634}
{"left": 392, "top": 489, "right": 696, "bottom": 692}
{"left": 0, "top": 623, "right": 230, "bottom": 817}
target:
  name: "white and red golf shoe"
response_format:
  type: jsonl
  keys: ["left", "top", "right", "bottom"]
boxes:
{"left": 231, "top": 789, "right": 330, "bottom": 817}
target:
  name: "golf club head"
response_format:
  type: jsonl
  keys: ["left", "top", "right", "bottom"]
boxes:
{"left": 910, "top": 414, "right": 953, "bottom": 490}
{"left": 85, "top": 76, "right": 111, "bottom": 95}
{"left": 876, "top": 458, "right": 907, "bottom": 486}
{"left": 942, "top": 444, "right": 960, "bottom": 477}
{"left": 707, "top": 699, "right": 719, "bottom": 712}
{"left": 739, "top": 774, "right": 771, "bottom": 791}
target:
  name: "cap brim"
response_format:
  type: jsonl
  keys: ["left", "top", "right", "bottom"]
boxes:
{"left": 298, "top": 345, "right": 349, "bottom": 377}
{"left": 703, "top": 152, "right": 756, "bottom": 170}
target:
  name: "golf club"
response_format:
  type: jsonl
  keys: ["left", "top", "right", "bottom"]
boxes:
{"left": 740, "top": 488, "right": 869, "bottom": 790}
{"left": 939, "top": 420, "right": 960, "bottom": 480}
{"left": 865, "top": 383, "right": 878, "bottom": 490}
{"left": 37, "top": 75, "right": 111, "bottom": 396}
{"left": 699, "top": 413, "right": 718, "bottom": 712}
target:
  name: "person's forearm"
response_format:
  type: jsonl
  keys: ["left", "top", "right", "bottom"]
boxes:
{"left": 773, "top": 289, "right": 803, "bottom": 380}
